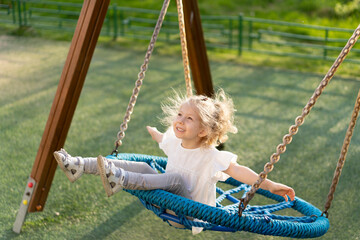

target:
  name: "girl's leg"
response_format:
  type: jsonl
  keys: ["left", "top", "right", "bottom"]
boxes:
{"left": 97, "top": 156, "right": 191, "bottom": 199}
{"left": 54, "top": 149, "right": 157, "bottom": 182}
{"left": 83, "top": 158, "right": 157, "bottom": 175}
{"left": 112, "top": 160, "right": 158, "bottom": 174}
{"left": 83, "top": 158, "right": 158, "bottom": 175}
{"left": 125, "top": 171, "right": 190, "bottom": 198}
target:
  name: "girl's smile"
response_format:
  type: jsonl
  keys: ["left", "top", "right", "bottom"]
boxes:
{"left": 173, "top": 102, "right": 207, "bottom": 149}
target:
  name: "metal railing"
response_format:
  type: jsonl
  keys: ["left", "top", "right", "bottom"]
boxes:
{"left": 0, "top": 2, "right": 15, "bottom": 24}
{"left": 1, "top": 0, "right": 359, "bottom": 63}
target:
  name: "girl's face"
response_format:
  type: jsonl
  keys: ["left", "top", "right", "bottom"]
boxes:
{"left": 173, "top": 102, "right": 207, "bottom": 149}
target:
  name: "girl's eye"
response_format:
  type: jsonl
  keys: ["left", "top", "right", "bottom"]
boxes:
{"left": 177, "top": 113, "right": 182, "bottom": 117}
{"left": 187, "top": 117, "right": 193, "bottom": 121}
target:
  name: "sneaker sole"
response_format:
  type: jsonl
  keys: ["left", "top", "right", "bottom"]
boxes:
{"left": 53, "top": 152, "right": 76, "bottom": 183}
{"left": 97, "top": 155, "right": 113, "bottom": 197}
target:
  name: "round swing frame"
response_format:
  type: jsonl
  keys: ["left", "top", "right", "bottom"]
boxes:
{"left": 107, "top": 153, "right": 329, "bottom": 238}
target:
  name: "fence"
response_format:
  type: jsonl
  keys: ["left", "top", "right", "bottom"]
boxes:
{"left": 1, "top": 0, "right": 359, "bottom": 63}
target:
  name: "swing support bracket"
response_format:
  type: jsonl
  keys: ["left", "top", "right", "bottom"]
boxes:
{"left": 13, "top": 177, "right": 37, "bottom": 233}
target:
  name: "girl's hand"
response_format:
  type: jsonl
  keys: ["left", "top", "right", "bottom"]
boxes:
{"left": 269, "top": 182, "right": 295, "bottom": 202}
{"left": 223, "top": 163, "right": 295, "bottom": 202}
{"left": 146, "top": 126, "right": 163, "bottom": 143}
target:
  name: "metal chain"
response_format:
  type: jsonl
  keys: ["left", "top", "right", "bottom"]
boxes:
{"left": 323, "top": 88, "right": 360, "bottom": 217}
{"left": 176, "top": 0, "right": 193, "bottom": 97}
{"left": 112, "top": 0, "right": 171, "bottom": 154}
{"left": 239, "top": 24, "right": 360, "bottom": 217}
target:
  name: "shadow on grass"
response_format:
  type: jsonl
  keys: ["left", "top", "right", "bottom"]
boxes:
{"left": 79, "top": 198, "right": 144, "bottom": 240}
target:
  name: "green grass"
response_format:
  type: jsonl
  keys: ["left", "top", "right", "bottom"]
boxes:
{"left": 1, "top": 35, "right": 360, "bottom": 240}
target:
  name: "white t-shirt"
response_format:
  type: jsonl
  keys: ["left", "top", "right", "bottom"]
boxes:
{"left": 159, "top": 128, "right": 237, "bottom": 207}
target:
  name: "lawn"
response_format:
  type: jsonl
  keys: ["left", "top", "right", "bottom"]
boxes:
{"left": 1, "top": 34, "right": 360, "bottom": 240}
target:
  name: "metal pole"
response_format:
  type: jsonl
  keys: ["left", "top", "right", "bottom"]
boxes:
{"left": 22, "top": 1, "right": 26, "bottom": 26}
{"left": 17, "top": 0, "right": 22, "bottom": 27}
{"left": 238, "top": 13, "right": 243, "bottom": 55}
{"left": 119, "top": 7, "right": 125, "bottom": 36}
{"left": 11, "top": 0, "right": 16, "bottom": 24}
{"left": 324, "top": 29, "right": 329, "bottom": 60}
{"left": 229, "top": 18, "right": 233, "bottom": 49}
{"left": 113, "top": 4, "right": 118, "bottom": 40}
{"left": 248, "top": 20, "right": 253, "bottom": 50}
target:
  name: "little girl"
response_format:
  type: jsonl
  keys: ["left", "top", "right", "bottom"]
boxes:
{"left": 54, "top": 89, "right": 295, "bottom": 232}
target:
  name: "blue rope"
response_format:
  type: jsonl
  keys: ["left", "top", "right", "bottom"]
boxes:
{"left": 106, "top": 153, "right": 329, "bottom": 238}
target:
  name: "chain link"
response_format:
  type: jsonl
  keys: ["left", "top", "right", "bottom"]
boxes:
{"left": 176, "top": 0, "right": 193, "bottom": 97}
{"left": 112, "top": 0, "right": 171, "bottom": 154}
{"left": 239, "top": 24, "right": 360, "bottom": 216}
{"left": 323, "top": 88, "right": 360, "bottom": 216}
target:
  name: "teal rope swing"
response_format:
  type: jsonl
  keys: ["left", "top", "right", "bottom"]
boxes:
{"left": 106, "top": 154, "right": 329, "bottom": 238}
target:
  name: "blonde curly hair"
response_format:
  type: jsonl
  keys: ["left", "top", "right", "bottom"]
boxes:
{"left": 161, "top": 89, "right": 237, "bottom": 148}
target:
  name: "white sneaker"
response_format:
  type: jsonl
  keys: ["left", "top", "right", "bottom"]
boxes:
{"left": 53, "top": 148, "right": 84, "bottom": 182}
{"left": 97, "top": 155, "right": 125, "bottom": 197}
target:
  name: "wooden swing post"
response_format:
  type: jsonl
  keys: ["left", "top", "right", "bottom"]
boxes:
{"left": 28, "top": 0, "right": 110, "bottom": 213}
{"left": 13, "top": 0, "right": 110, "bottom": 233}
{"left": 182, "top": 0, "right": 214, "bottom": 97}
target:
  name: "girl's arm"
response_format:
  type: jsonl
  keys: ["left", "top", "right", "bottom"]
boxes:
{"left": 146, "top": 126, "right": 163, "bottom": 143}
{"left": 223, "top": 162, "right": 295, "bottom": 201}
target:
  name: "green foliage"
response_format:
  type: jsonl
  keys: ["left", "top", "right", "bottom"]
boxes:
{"left": 28, "top": 0, "right": 358, "bottom": 25}
{"left": 298, "top": 0, "right": 321, "bottom": 13}
{"left": 335, "top": 0, "right": 360, "bottom": 17}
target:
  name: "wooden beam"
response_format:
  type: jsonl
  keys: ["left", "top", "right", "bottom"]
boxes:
{"left": 28, "top": 0, "right": 110, "bottom": 212}
{"left": 182, "top": 0, "right": 214, "bottom": 97}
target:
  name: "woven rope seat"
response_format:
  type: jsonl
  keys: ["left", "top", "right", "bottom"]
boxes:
{"left": 106, "top": 153, "right": 329, "bottom": 238}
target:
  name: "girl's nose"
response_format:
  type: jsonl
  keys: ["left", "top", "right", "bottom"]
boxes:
{"left": 177, "top": 116, "right": 185, "bottom": 124}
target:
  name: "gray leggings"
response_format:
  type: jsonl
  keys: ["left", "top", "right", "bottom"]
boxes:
{"left": 83, "top": 158, "right": 191, "bottom": 199}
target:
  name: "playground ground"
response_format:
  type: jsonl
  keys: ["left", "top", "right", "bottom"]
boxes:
{"left": 1, "top": 35, "right": 360, "bottom": 239}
